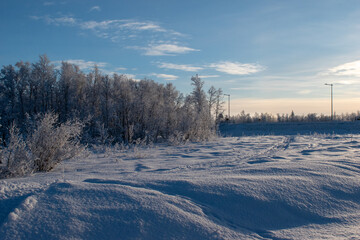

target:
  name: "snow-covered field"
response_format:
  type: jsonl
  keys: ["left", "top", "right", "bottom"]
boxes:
{"left": 220, "top": 121, "right": 360, "bottom": 136}
{"left": 1, "top": 125, "right": 360, "bottom": 239}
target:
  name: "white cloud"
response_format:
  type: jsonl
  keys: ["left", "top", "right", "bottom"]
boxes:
{"left": 53, "top": 59, "right": 107, "bottom": 70}
{"left": 115, "top": 67, "right": 127, "bottom": 71}
{"left": 337, "top": 80, "right": 356, "bottom": 85}
{"left": 326, "top": 60, "right": 360, "bottom": 77}
{"left": 209, "top": 61, "right": 265, "bottom": 75}
{"left": 141, "top": 44, "right": 199, "bottom": 56}
{"left": 151, "top": 73, "right": 178, "bottom": 81}
{"left": 90, "top": 6, "right": 101, "bottom": 12}
{"left": 198, "top": 75, "right": 220, "bottom": 78}
{"left": 157, "top": 62, "right": 203, "bottom": 72}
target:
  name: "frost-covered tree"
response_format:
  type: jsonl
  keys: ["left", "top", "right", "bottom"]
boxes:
{"left": 0, "top": 65, "right": 18, "bottom": 130}
{"left": 31, "top": 55, "right": 56, "bottom": 113}
{"left": 180, "top": 74, "right": 215, "bottom": 141}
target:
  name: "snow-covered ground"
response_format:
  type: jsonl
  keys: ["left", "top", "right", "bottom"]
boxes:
{"left": 1, "top": 126, "right": 360, "bottom": 239}
{"left": 220, "top": 121, "right": 360, "bottom": 136}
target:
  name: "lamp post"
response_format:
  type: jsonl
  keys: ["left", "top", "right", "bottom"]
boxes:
{"left": 325, "top": 83, "right": 333, "bottom": 120}
{"left": 224, "top": 94, "right": 230, "bottom": 119}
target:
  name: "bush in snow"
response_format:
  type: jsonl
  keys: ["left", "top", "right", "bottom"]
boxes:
{"left": 0, "top": 112, "right": 84, "bottom": 178}
{"left": 0, "top": 123, "right": 33, "bottom": 177}
{"left": 28, "top": 113, "right": 84, "bottom": 172}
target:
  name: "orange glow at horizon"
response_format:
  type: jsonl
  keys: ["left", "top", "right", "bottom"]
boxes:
{"left": 228, "top": 98, "right": 360, "bottom": 116}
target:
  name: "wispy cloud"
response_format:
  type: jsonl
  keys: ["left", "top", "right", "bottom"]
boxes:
{"left": 90, "top": 6, "right": 101, "bottom": 12}
{"left": 151, "top": 73, "right": 178, "bottom": 81}
{"left": 79, "top": 20, "right": 166, "bottom": 33}
{"left": 31, "top": 15, "right": 76, "bottom": 26}
{"left": 31, "top": 14, "right": 194, "bottom": 56}
{"left": 53, "top": 59, "right": 107, "bottom": 70}
{"left": 209, "top": 61, "right": 265, "bottom": 75}
{"left": 157, "top": 62, "right": 203, "bottom": 72}
{"left": 137, "top": 43, "right": 199, "bottom": 56}
{"left": 325, "top": 60, "right": 360, "bottom": 77}
{"left": 198, "top": 75, "right": 220, "bottom": 78}
{"left": 53, "top": 59, "right": 139, "bottom": 80}
{"left": 32, "top": 15, "right": 182, "bottom": 42}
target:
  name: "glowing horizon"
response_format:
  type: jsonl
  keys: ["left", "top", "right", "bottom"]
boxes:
{"left": 228, "top": 98, "right": 360, "bottom": 116}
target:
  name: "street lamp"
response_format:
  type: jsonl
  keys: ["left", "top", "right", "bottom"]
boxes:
{"left": 325, "top": 83, "right": 333, "bottom": 120}
{"left": 224, "top": 94, "right": 230, "bottom": 118}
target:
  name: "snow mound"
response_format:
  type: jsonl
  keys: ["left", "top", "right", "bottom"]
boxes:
{"left": 1, "top": 181, "right": 255, "bottom": 239}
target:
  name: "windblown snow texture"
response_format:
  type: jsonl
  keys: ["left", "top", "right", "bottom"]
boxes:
{"left": 1, "top": 125, "right": 360, "bottom": 239}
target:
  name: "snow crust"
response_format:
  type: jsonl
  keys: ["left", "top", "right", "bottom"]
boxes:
{"left": 1, "top": 127, "right": 360, "bottom": 239}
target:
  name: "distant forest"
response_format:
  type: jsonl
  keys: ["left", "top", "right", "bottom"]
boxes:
{"left": 227, "top": 110, "right": 360, "bottom": 124}
{"left": 0, "top": 55, "right": 224, "bottom": 145}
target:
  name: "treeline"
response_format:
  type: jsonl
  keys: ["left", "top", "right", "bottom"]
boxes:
{"left": 226, "top": 110, "right": 360, "bottom": 124}
{"left": 0, "top": 55, "right": 224, "bottom": 145}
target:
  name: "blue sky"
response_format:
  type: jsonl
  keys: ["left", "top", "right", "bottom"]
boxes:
{"left": 2, "top": 0, "right": 360, "bottom": 115}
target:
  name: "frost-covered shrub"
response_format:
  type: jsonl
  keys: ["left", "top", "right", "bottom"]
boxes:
{"left": 0, "top": 124, "right": 33, "bottom": 177}
{"left": 168, "top": 131, "right": 187, "bottom": 145}
{"left": 1, "top": 113, "right": 85, "bottom": 178}
{"left": 28, "top": 113, "right": 84, "bottom": 172}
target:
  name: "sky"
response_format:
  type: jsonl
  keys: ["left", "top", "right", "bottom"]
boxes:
{"left": 2, "top": 0, "right": 360, "bottom": 116}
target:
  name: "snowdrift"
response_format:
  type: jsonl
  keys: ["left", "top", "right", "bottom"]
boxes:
{"left": 1, "top": 132, "right": 360, "bottom": 239}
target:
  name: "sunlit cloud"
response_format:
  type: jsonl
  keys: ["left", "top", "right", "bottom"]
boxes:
{"left": 209, "top": 61, "right": 265, "bottom": 75}
{"left": 151, "top": 73, "right": 178, "bottom": 81}
{"left": 337, "top": 80, "right": 356, "bottom": 85}
{"left": 298, "top": 90, "right": 312, "bottom": 95}
{"left": 138, "top": 44, "right": 199, "bottom": 56}
{"left": 90, "top": 6, "right": 101, "bottom": 12}
{"left": 325, "top": 60, "right": 360, "bottom": 77}
{"left": 157, "top": 62, "right": 203, "bottom": 72}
